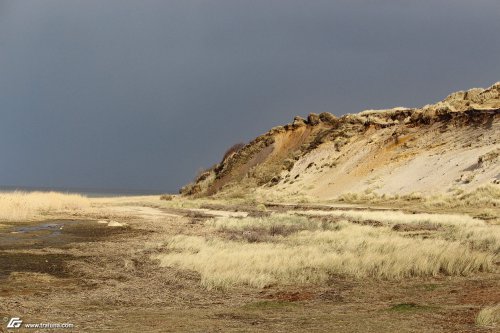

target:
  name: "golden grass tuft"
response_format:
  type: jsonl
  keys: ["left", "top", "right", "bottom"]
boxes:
{"left": 153, "top": 213, "right": 497, "bottom": 289}
{"left": 0, "top": 191, "right": 91, "bottom": 222}
{"left": 476, "top": 304, "right": 500, "bottom": 327}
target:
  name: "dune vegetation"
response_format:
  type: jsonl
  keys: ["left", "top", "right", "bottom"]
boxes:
{"left": 153, "top": 210, "right": 499, "bottom": 290}
{"left": 0, "top": 191, "right": 91, "bottom": 222}
{"left": 337, "top": 185, "right": 500, "bottom": 210}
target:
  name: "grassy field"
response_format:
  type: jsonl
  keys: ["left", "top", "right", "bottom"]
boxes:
{"left": 0, "top": 191, "right": 499, "bottom": 331}
{"left": 0, "top": 191, "right": 90, "bottom": 222}
{"left": 153, "top": 211, "right": 497, "bottom": 289}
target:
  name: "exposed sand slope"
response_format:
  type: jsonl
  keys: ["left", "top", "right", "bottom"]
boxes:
{"left": 279, "top": 119, "right": 499, "bottom": 199}
{"left": 182, "top": 82, "right": 500, "bottom": 200}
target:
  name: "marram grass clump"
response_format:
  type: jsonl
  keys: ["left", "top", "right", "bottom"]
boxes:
{"left": 153, "top": 213, "right": 497, "bottom": 289}
{"left": 0, "top": 191, "right": 90, "bottom": 222}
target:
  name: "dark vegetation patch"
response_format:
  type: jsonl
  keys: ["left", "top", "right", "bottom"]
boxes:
{"left": 418, "top": 284, "right": 440, "bottom": 291}
{"left": 351, "top": 219, "right": 384, "bottom": 227}
{"left": 199, "top": 204, "right": 272, "bottom": 218}
{"left": 222, "top": 142, "right": 246, "bottom": 161}
{"left": 0, "top": 252, "right": 77, "bottom": 279}
{"left": 392, "top": 222, "right": 441, "bottom": 232}
{"left": 223, "top": 225, "right": 304, "bottom": 243}
{"left": 306, "top": 162, "right": 315, "bottom": 170}
{"left": 184, "top": 210, "right": 215, "bottom": 220}
{"left": 160, "top": 194, "right": 174, "bottom": 201}
{"left": 247, "top": 210, "right": 272, "bottom": 218}
{"left": 242, "top": 300, "right": 298, "bottom": 310}
{"left": 263, "top": 203, "right": 391, "bottom": 213}
{"left": 389, "top": 303, "right": 434, "bottom": 312}
{"left": 263, "top": 290, "right": 314, "bottom": 302}
{"left": 318, "top": 289, "right": 344, "bottom": 302}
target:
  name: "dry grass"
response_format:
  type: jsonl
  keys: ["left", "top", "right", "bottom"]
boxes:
{"left": 476, "top": 304, "right": 500, "bottom": 327}
{"left": 153, "top": 211, "right": 497, "bottom": 289}
{"left": 207, "top": 214, "right": 339, "bottom": 242}
{"left": 337, "top": 185, "right": 500, "bottom": 209}
{"left": 295, "top": 209, "right": 500, "bottom": 254}
{"left": 208, "top": 214, "right": 334, "bottom": 233}
{"left": 0, "top": 191, "right": 91, "bottom": 222}
{"left": 298, "top": 209, "right": 483, "bottom": 226}
{"left": 157, "top": 193, "right": 261, "bottom": 210}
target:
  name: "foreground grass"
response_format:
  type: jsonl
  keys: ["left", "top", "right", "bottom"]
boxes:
{"left": 153, "top": 212, "right": 498, "bottom": 289}
{"left": 0, "top": 191, "right": 91, "bottom": 222}
{"left": 476, "top": 304, "right": 500, "bottom": 328}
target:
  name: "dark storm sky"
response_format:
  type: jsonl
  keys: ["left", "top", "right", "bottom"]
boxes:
{"left": 1, "top": 0, "right": 499, "bottom": 192}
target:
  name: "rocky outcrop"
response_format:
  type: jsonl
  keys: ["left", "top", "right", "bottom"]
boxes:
{"left": 307, "top": 113, "right": 321, "bottom": 125}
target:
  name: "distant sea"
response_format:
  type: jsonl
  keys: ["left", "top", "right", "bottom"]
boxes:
{"left": 0, "top": 185, "right": 165, "bottom": 197}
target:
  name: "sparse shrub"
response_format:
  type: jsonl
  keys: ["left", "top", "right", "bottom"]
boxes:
{"left": 392, "top": 222, "right": 440, "bottom": 232}
{"left": 478, "top": 148, "right": 499, "bottom": 166}
{"left": 242, "top": 230, "right": 266, "bottom": 243}
{"left": 222, "top": 142, "right": 246, "bottom": 161}
{"left": 282, "top": 158, "right": 295, "bottom": 171}
{"left": 179, "top": 183, "right": 202, "bottom": 196}
{"left": 333, "top": 138, "right": 348, "bottom": 151}
{"left": 404, "top": 192, "right": 424, "bottom": 201}
{"left": 223, "top": 187, "right": 253, "bottom": 201}
{"left": 319, "top": 112, "right": 337, "bottom": 125}
{"left": 307, "top": 113, "right": 320, "bottom": 125}
{"left": 389, "top": 303, "right": 431, "bottom": 312}
{"left": 292, "top": 116, "right": 307, "bottom": 126}
{"left": 256, "top": 203, "right": 267, "bottom": 211}
{"left": 393, "top": 133, "right": 400, "bottom": 145}
{"left": 338, "top": 192, "right": 359, "bottom": 202}
{"left": 160, "top": 194, "right": 173, "bottom": 201}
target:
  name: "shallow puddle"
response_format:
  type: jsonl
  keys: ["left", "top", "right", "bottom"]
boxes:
{"left": 0, "top": 219, "right": 130, "bottom": 250}
{"left": 0, "top": 219, "right": 133, "bottom": 280}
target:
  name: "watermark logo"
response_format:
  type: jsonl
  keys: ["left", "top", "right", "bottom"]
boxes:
{"left": 6, "top": 317, "right": 23, "bottom": 329}
{"left": 4, "top": 316, "right": 74, "bottom": 329}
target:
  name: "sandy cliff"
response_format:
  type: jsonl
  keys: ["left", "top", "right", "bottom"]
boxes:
{"left": 181, "top": 82, "right": 500, "bottom": 200}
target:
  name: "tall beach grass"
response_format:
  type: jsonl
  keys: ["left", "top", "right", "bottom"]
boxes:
{"left": 153, "top": 212, "right": 498, "bottom": 289}
{"left": 0, "top": 191, "right": 90, "bottom": 222}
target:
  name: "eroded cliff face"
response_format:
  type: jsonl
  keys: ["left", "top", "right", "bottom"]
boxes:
{"left": 181, "top": 82, "right": 500, "bottom": 200}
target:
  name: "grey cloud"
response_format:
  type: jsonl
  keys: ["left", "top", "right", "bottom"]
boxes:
{"left": 0, "top": 0, "right": 499, "bottom": 192}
